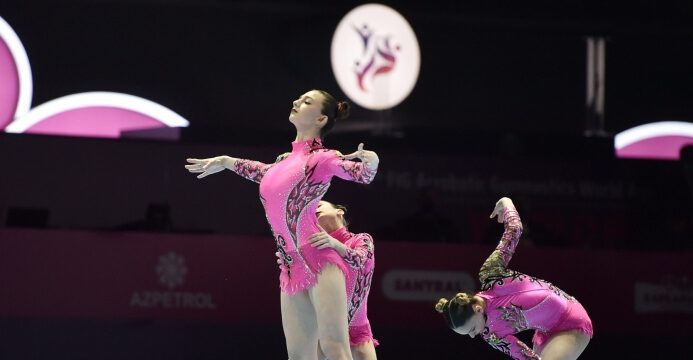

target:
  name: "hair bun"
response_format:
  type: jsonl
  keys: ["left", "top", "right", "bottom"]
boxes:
{"left": 435, "top": 298, "right": 449, "bottom": 313}
{"left": 336, "top": 101, "right": 351, "bottom": 121}
{"left": 453, "top": 293, "right": 471, "bottom": 305}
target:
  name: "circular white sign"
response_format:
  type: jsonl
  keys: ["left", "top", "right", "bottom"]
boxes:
{"left": 331, "top": 4, "right": 420, "bottom": 110}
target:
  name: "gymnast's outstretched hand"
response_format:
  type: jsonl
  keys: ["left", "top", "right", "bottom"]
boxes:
{"left": 490, "top": 197, "right": 515, "bottom": 223}
{"left": 185, "top": 156, "right": 234, "bottom": 179}
{"left": 342, "top": 143, "right": 379, "bottom": 169}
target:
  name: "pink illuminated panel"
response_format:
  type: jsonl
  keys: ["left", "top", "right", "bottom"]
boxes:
{"left": 615, "top": 122, "right": 693, "bottom": 160}
{"left": 0, "top": 15, "right": 32, "bottom": 130}
{"left": 0, "top": 35, "right": 19, "bottom": 130}
{"left": 616, "top": 136, "right": 693, "bottom": 160}
{"left": 24, "top": 107, "right": 166, "bottom": 138}
{"left": 5, "top": 92, "right": 190, "bottom": 138}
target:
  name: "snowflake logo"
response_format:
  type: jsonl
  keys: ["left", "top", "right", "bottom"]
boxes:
{"left": 156, "top": 251, "right": 188, "bottom": 289}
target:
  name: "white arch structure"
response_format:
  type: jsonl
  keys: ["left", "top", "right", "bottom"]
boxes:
{"left": 0, "top": 15, "right": 33, "bottom": 120}
{"left": 5, "top": 92, "right": 189, "bottom": 135}
{"left": 614, "top": 121, "right": 693, "bottom": 160}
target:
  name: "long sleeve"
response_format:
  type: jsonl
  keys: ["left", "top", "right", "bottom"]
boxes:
{"left": 479, "top": 209, "right": 523, "bottom": 289}
{"left": 485, "top": 333, "right": 541, "bottom": 360}
{"left": 321, "top": 151, "right": 377, "bottom": 184}
{"left": 231, "top": 158, "right": 272, "bottom": 184}
{"left": 342, "top": 233, "right": 374, "bottom": 269}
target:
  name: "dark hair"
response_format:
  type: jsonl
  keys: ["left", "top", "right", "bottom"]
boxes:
{"left": 435, "top": 293, "right": 480, "bottom": 330}
{"left": 316, "top": 90, "right": 350, "bottom": 137}
{"left": 322, "top": 200, "right": 349, "bottom": 228}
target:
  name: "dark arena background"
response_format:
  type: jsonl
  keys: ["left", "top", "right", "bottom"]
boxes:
{"left": 1, "top": 1, "right": 692, "bottom": 359}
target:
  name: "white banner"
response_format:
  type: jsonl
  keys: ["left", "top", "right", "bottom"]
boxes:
{"left": 634, "top": 282, "right": 693, "bottom": 314}
{"left": 382, "top": 269, "right": 475, "bottom": 302}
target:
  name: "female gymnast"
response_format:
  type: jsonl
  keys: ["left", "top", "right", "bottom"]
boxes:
{"left": 185, "top": 90, "right": 378, "bottom": 360}
{"left": 277, "top": 200, "right": 378, "bottom": 360}
{"left": 435, "top": 197, "right": 592, "bottom": 360}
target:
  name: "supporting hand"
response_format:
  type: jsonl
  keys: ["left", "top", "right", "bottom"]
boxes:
{"left": 309, "top": 224, "right": 346, "bottom": 255}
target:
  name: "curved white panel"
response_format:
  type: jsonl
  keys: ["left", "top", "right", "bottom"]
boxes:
{"left": 5, "top": 91, "right": 189, "bottom": 134}
{"left": 615, "top": 121, "right": 693, "bottom": 150}
{"left": 0, "top": 15, "right": 33, "bottom": 119}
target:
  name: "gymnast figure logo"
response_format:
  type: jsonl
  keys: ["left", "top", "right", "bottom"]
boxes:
{"left": 332, "top": 4, "right": 420, "bottom": 111}
{"left": 352, "top": 23, "right": 400, "bottom": 93}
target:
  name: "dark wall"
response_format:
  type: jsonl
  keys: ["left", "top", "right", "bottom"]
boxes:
{"left": 1, "top": 0, "right": 692, "bottom": 136}
{"left": 2, "top": 133, "right": 691, "bottom": 251}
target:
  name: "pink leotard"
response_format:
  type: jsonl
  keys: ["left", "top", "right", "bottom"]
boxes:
{"left": 231, "top": 138, "right": 377, "bottom": 294}
{"left": 476, "top": 209, "right": 593, "bottom": 359}
{"left": 329, "top": 227, "right": 378, "bottom": 347}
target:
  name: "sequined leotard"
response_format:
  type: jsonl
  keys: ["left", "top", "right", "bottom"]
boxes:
{"left": 476, "top": 209, "right": 594, "bottom": 359}
{"left": 329, "top": 227, "right": 378, "bottom": 346}
{"left": 231, "top": 138, "right": 377, "bottom": 294}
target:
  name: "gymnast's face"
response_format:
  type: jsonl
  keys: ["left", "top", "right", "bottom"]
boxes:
{"left": 289, "top": 90, "right": 327, "bottom": 131}
{"left": 452, "top": 305, "right": 486, "bottom": 338}
{"left": 316, "top": 201, "right": 345, "bottom": 232}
